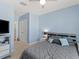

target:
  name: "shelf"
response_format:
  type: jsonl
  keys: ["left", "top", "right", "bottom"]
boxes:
{"left": 0, "top": 44, "right": 9, "bottom": 52}
{"left": 0, "top": 34, "right": 10, "bottom": 59}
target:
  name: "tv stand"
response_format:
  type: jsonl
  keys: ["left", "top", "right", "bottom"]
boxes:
{"left": 0, "top": 33, "right": 10, "bottom": 59}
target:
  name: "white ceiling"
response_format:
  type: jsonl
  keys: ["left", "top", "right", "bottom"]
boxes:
{"left": 15, "top": 0, "right": 79, "bottom": 16}
{"left": 1, "top": 0, "right": 79, "bottom": 16}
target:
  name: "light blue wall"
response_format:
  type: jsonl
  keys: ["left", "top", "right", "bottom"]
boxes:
{"left": 18, "top": 5, "right": 79, "bottom": 43}
{"left": 29, "top": 13, "right": 39, "bottom": 43}
{"left": 39, "top": 5, "right": 79, "bottom": 41}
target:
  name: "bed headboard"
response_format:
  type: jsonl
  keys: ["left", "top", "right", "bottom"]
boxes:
{"left": 44, "top": 32, "right": 76, "bottom": 40}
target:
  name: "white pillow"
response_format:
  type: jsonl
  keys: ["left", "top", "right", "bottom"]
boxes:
{"left": 48, "top": 38, "right": 54, "bottom": 43}
{"left": 59, "top": 38, "right": 69, "bottom": 47}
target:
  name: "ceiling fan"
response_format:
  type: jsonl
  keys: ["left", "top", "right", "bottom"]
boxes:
{"left": 20, "top": 0, "right": 57, "bottom": 8}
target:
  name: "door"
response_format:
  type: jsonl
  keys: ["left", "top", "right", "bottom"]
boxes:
{"left": 18, "top": 19, "right": 27, "bottom": 43}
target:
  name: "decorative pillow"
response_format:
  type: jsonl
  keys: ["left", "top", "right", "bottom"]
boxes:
{"left": 52, "top": 39, "right": 61, "bottom": 45}
{"left": 59, "top": 38, "right": 69, "bottom": 47}
{"left": 48, "top": 38, "right": 54, "bottom": 43}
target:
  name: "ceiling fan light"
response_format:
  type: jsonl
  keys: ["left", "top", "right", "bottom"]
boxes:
{"left": 40, "top": 0, "right": 46, "bottom": 5}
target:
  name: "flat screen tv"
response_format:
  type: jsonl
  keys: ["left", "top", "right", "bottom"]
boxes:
{"left": 0, "top": 19, "right": 9, "bottom": 34}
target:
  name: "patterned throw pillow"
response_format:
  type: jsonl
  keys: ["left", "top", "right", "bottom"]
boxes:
{"left": 48, "top": 38, "right": 54, "bottom": 43}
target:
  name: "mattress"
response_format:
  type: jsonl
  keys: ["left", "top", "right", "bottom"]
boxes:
{"left": 20, "top": 41, "right": 79, "bottom": 59}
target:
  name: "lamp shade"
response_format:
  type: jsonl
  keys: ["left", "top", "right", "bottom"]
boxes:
{"left": 43, "top": 29, "right": 49, "bottom": 32}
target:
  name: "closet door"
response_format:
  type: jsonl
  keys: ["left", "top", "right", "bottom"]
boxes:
{"left": 18, "top": 19, "right": 27, "bottom": 43}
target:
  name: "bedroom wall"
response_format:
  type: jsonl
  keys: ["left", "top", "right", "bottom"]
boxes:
{"left": 29, "top": 13, "right": 39, "bottom": 43}
{"left": 39, "top": 5, "right": 79, "bottom": 41}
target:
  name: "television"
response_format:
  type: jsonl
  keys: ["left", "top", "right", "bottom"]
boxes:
{"left": 0, "top": 19, "right": 9, "bottom": 34}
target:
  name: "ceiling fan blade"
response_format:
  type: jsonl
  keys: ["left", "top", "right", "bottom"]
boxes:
{"left": 20, "top": 2, "right": 27, "bottom": 6}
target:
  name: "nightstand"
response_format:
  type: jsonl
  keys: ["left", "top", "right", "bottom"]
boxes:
{"left": 41, "top": 33, "right": 48, "bottom": 41}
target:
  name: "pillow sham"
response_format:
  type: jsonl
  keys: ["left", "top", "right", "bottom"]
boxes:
{"left": 59, "top": 38, "right": 69, "bottom": 47}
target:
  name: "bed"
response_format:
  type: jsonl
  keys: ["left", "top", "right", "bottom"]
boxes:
{"left": 20, "top": 41, "right": 79, "bottom": 59}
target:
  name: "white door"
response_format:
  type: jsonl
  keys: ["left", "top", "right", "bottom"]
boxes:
{"left": 18, "top": 19, "right": 27, "bottom": 43}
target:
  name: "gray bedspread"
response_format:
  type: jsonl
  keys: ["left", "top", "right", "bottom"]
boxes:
{"left": 20, "top": 41, "right": 79, "bottom": 59}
